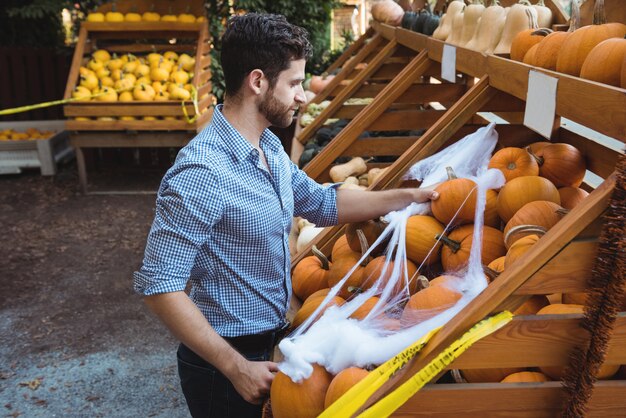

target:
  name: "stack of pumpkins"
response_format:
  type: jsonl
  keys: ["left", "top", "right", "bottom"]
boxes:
{"left": 509, "top": 0, "right": 626, "bottom": 88}
{"left": 433, "top": 0, "right": 553, "bottom": 55}
{"left": 285, "top": 137, "right": 625, "bottom": 402}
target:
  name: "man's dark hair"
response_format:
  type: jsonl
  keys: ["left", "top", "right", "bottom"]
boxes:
{"left": 220, "top": 13, "right": 313, "bottom": 97}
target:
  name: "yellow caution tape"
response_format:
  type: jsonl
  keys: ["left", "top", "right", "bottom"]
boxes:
{"left": 318, "top": 327, "right": 441, "bottom": 418}
{"left": 357, "top": 311, "right": 513, "bottom": 418}
{"left": 0, "top": 91, "right": 110, "bottom": 116}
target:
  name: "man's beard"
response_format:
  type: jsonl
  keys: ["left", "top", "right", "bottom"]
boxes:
{"left": 258, "top": 89, "right": 295, "bottom": 128}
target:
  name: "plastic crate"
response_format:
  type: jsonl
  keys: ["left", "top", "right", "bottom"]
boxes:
{"left": 0, "top": 120, "right": 73, "bottom": 175}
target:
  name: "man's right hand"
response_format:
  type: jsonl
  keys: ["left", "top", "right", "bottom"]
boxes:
{"left": 229, "top": 358, "right": 279, "bottom": 404}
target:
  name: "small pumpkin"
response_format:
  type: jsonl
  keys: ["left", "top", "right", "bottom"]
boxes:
{"left": 504, "top": 233, "right": 542, "bottom": 268}
{"left": 497, "top": 176, "right": 560, "bottom": 222}
{"left": 327, "top": 250, "right": 365, "bottom": 300}
{"left": 580, "top": 36, "right": 626, "bottom": 87}
{"left": 461, "top": 367, "right": 527, "bottom": 383}
{"left": 527, "top": 143, "right": 587, "bottom": 188}
{"left": 271, "top": 363, "right": 333, "bottom": 418}
{"left": 558, "top": 186, "right": 589, "bottom": 210}
{"left": 555, "top": 0, "right": 626, "bottom": 76}
{"left": 292, "top": 246, "right": 333, "bottom": 301}
{"left": 345, "top": 218, "right": 388, "bottom": 256}
{"left": 522, "top": 43, "right": 540, "bottom": 65}
{"left": 324, "top": 367, "right": 369, "bottom": 409}
{"left": 503, "top": 200, "right": 567, "bottom": 248}
{"left": 487, "top": 255, "right": 506, "bottom": 273}
{"left": 438, "top": 224, "right": 507, "bottom": 272}
{"left": 488, "top": 147, "right": 539, "bottom": 182}
{"left": 501, "top": 371, "right": 550, "bottom": 383}
{"left": 405, "top": 215, "right": 445, "bottom": 265}
{"left": 513, "top": 294, "right": 550, "bottom": 315}
{"left": 510, "top": 28, "right": 552, "bottom": 62}
{"left": 349, "top": 296, "right": 383, "bottom": 320}
{"left": 361, "top": 256, "right": 419, "bottom": 296}
{"left": 291, "top": 293, "right": 345, "bottom": 329}
{"left": 401, "top": 278, "right": 462, "bottom": 325}
{"left": 534, "top": 0, "right": 581, "bottom": 70}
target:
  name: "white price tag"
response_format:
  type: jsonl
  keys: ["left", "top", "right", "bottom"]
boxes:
{"left": 524, "top": 70, "right": 558, "bottom": 139}
{"left": 441, "top": 44, "right": 456, "bottom": 83}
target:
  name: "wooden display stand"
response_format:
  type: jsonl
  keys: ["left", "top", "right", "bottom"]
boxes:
{"left": 291, "top": 22, "right": 626, "bottom": 416}
{"left": 63, "top": 0, "right": 213, "bottom": 193}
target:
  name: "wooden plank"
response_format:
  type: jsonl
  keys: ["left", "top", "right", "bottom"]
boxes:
{"left": 513, "top": 240, "right": 597, "bottom": 295}
{"left": 372, "top": 22, "right": 396, "bottom": 40}
{"left": 451, "top": 314, "right": 626, "bottom": 369}
{"left": 297, "top": 38, "right": 399, "bottom": 144}
{"left": 326, "top": 27, "right": 374, "bottom": 74}
{"left": 303, "top": 51, "right": 431, "bottom": 180}
{"left": 580, "top": 0, "right": 625, "bottom": 25}
{"left": 82, "top": 21, "right": 204, "bottom": 32}
{"left": 64, "top": 26, "right": 89, "bottom": 99}
{"left": 359, "top": 173, "right": 616, "bottom": 413}
{"left": 371, "top": 62, "right": 411, "bottom": 80}
{"left": 368, "top": 109, "right": 445, "bottom": 131}
{"left": 66, "top": 119, "right": 199, "bottom": 131}
{"left": 480, "top": 91, "right": 527, "bottom": 112}
{"left": 342, "top": 136, "right": 420, "bottom": 157}
{"left": 427, "top": 38, "right": 488, "bottom": 79}
{"left": 487, "top": 55, "right": 626, "bottom": 141}
{"left": 395, "top": 28, "right": 428, "bottom": 52}
{"left": 69, "top": 131, "right": 193, "bottom": 147}
{"left": 394, "top": 381, "right": 626, "bottom": 417}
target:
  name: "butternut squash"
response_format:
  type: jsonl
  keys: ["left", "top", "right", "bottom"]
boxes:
{"left": 467, "top": 0, "right": 507, "bottom": 52}
{"left": 459, "top": 0, "right": 486, "bottom": 48}
{"left": 329, "top": 157, "right": 368, "bottom": 183}
{"left": 433, "top": 0, "right": 466, "bottom": 41}
{"left": 446, "top": 5, "right": 467, "bottom": 45}
{"left": 493, "top": 0, "right": 538, "bottom": 55}
{"left": 485, "top": 5, "right": 509, "bottom": 54}
{"left": 533, "top": 0, "right": 553, "bottom": 29}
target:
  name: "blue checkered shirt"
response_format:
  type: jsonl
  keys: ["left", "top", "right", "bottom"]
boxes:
{"left": 133, "top": 105, "right": 338, "bottom": 337}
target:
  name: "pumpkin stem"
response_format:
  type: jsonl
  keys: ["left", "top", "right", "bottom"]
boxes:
{"left": 556, "top": 208, "right": 571, "bottom": 217}
{"left": 504, "top": 224, "right": 547, "bottom": 248}
{"left": 356, "top": 229, "right": 371, "bottom": 266}
{"left": 445, "top": 166, "right": 458, "bottom": 180}
{"left": 489, "top": 0, "right": 501, "bottom": 6}
{"left": 483, "top": 265, "right": 500, "bottom": 281}
{"left": 311, "top": 245, "right": 330, "bottom": 270}
{"left": 416, "top": 275, "right": 430, "bottom": 290}
{"left": 518, "top": 0, "right": 532, "bottom": 6}
{"left": 536, "top": 0, "right": 546, "bottom": 5}
{"left": 531, "top": 28, "right": 553, "bottom": 37}
{"left": 436, "top": 233, "right": 462, "bottom": 253}
{"left": 592, "top": 0, "right": 607, "bottom": 25}
{"left": 525, "top": 146, "right": 544, "bottom": 166}
{"left": 568, "top": 0, "right": 581, "bottom": 32}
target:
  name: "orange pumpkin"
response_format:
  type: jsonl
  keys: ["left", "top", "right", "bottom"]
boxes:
{"left": 513, "top": 294, "right": 550, "bottom": 315}
{"left": 510, "top": 28, "right": 552, "bottom": 62}
{"left": 488, "top": 147, "right": 539, "bottom": 182}
{"left": 439, "top": 224, "right": 506, "bottom": 272}
{"left": 345, "top": 218, "right": 388, "bottom": 256}
{"left": 361, "top": 256, "right": 419, "bottom": 296}
{"left": 292, "top": 294, "right": 345, "bottom": 329}
{"left": 504, "top": 233, "right": 542, "bottom": 268}
{"left": 497, "top": 176, "right": 560, "bottom": 222}
{"left": 555, "top": 0, "right": 626, "bottom": 76}
{"left": 309, "top": 74, "right": 335, "bottom": 94}
{"left": 580, "top": 36, "right": 626, "bottom": 87}
{"left": 558, "top": 186, "right": 589, "bottom": 210}
{"left": 271, "top": 363, "right": 333, "bottom": 418}
{"left": 503, "top": 200, "right": 567, "bottom": 248}
{"left": 349, "top": 296, "right": 383, "bottom": 321}
{"left": 324, "top": 367, "right": 369, "bottom": 409}
{"left": 332, "top": 235, "right": 354, "bottom": 261}
{"left": 327, "top": 251, "right": 365, "bottom": 300}
{"left": 487, "top": 256, "right": 506, "bottom": 273}
{"left": 405, "top": 215, "right": 445, "bottom": 266}
{"left": 432, "top": 176, "right": 499, "bottom": 227}
{"left": 534, "top": 0, "right": 580, "bottom": 70}
{"left": 522, "top": 43, "right": 540, "bottom": 66}
{"left": 501, "top": 371, "right": 550, "bottom": 383}
{"left": 461, "top": 367, "right": 527, "bottom": 383}
{"left": 527, "top": 143, "right": 586, "bottom": 188}
{"left": 292, "top": 246, "right": 332, "bottom": 301}
{"left": 401, "top": 279, "right": 462, "bottom": 324}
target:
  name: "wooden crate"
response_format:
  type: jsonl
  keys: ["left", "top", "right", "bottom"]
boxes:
{"left": 63, "top": 1, "right": 212, "bottom": 132}
{"left": 289, "top": 22, "right": 626, "bottom": 416}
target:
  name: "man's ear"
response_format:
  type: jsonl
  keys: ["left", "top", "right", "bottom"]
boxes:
{"left": 247, "top": 69, "right": 265, "bottom": 95}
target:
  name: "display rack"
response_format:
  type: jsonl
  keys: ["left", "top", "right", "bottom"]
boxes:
{"left": 288, "top": 21, "right": 626, "bottom": 416}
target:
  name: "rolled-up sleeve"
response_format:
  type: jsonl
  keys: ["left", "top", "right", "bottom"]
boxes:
{"left": 133, "top": 163, "right": 223, "bottom": 295}
{"left": 289, "top": 160, "right": 338, "bottom": 227}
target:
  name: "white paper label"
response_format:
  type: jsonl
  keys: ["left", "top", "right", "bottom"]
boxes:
{"left": 524, "top": 70, "right": 558, "bottom": 139}
{"left": 441, "top": 44, "right": 456, "bottom": 83}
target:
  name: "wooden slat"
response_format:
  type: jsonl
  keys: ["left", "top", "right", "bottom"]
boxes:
{"left": 342, "top": 136, "right": 420, "bottom": 157}
{"left": 373, "top": 22, "right": 396, "bottom": 40}
{"left": 368, "top": 109, "right": 444, "bottom": 131}
{"left": 64, "top": 26, "right": 88, "bottom": 99}
{"left": 427, "top": 38, "right": 488, "bottom": 79}
{"left": 514, "top": 240, "right": 597, "bottom": 295}
{"left": 326, "top": 27, "right": 374, "bottom": 74}
{"left": 394, "top": 381, "right": 626, "bottom": 418}
{"left": 480, "top": 91, "right": 527, "bottom": 112}
{"left": 69, "top": 131, "right": 194, "bottom": 147}
{"left": 487, "top": 55, "right": 626, "bottom": 141}
{"left": 82, "top": 21, "right": 204, "bottom": 32}
{"left": 297, "top": 38, "right": 399, "bottom": 144}
{"left": 451, "top": 314, "right": 626, "bottom": 369}
{"left": 395, "top": 28, "right": 428, "bottom": 52}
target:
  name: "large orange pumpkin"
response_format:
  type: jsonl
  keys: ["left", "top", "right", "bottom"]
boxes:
{"left": 324, "top": 367, "right": 370, "bottom": 409}
{"left": 401, "top": 279, "right": 462, "bottom": 325}
{"left": 580, "top": 36, "right": 626, "bottom": 87}
{"left": 501, "top": 371, "right": 550, "bottom": 383}
{"left": 497, "top": 176, "right": 560, "bottom": 222}
{"left": 503, "top": 200, "right": 567, "bottom": 248}
{"left": 527, "top": 143, "right": 587, "bottom": 188}
{"left": 510, "top": 28, "right": 552, "bottom": 62}
{"left": 349, "top": 296, "right": 384, "bottom": 321}
{"left": 555, "top": 0, "right": 626, "bottom": 76}
{"left": 292, "top": 246, "right": 332, "bottom": 301}
{"left": 504, "top": 233, "right": 542, "bottom": 268}
{"left": 522, "top": 43, "right": 540, "bottom": 66}
{"left": 432, "top": 176, "right": 499, "bottom": 227}
{"left": 291, "top": 294, "right": 345, "bottom": 329}
{"left": 534, "top": 0, "right": 580, "bottom": 70}
{"left": 461, "top": 367, "right": 527, "bottom": 383}
{"left": 488, "top": 147, "right": 539, "bottom": 182}
{"left": 405, "top": 215, "right": 445, "bottom": 266}
{"left": 345, "top": 218, "right": 388, "bottom": 256}
{"left": 439, "top": 224, "right": 506, "bottom": 272}
{"left": 331, "top": 235, "right": 354, "bottom": 261}
{"left": 361, "top": 255, "right": 419, "bottom": 296}
{"left": 271, "top": 363, "right": 333, "bottom": 418}
{"left": 558, "top": 186, "right": 589, "bottom": 210}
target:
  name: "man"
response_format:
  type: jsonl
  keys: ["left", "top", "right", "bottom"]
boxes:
{"left": 134, "top": 13, "right": 438, "bottom": 418}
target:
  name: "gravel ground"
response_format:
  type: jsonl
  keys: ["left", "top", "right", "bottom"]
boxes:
{"left": 0, "top": 161, "right": 191, "bottom": 418}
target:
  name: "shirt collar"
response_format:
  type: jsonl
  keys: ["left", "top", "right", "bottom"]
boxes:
{"left": 211, "top": 104, "right": 282, "bottom": 162}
